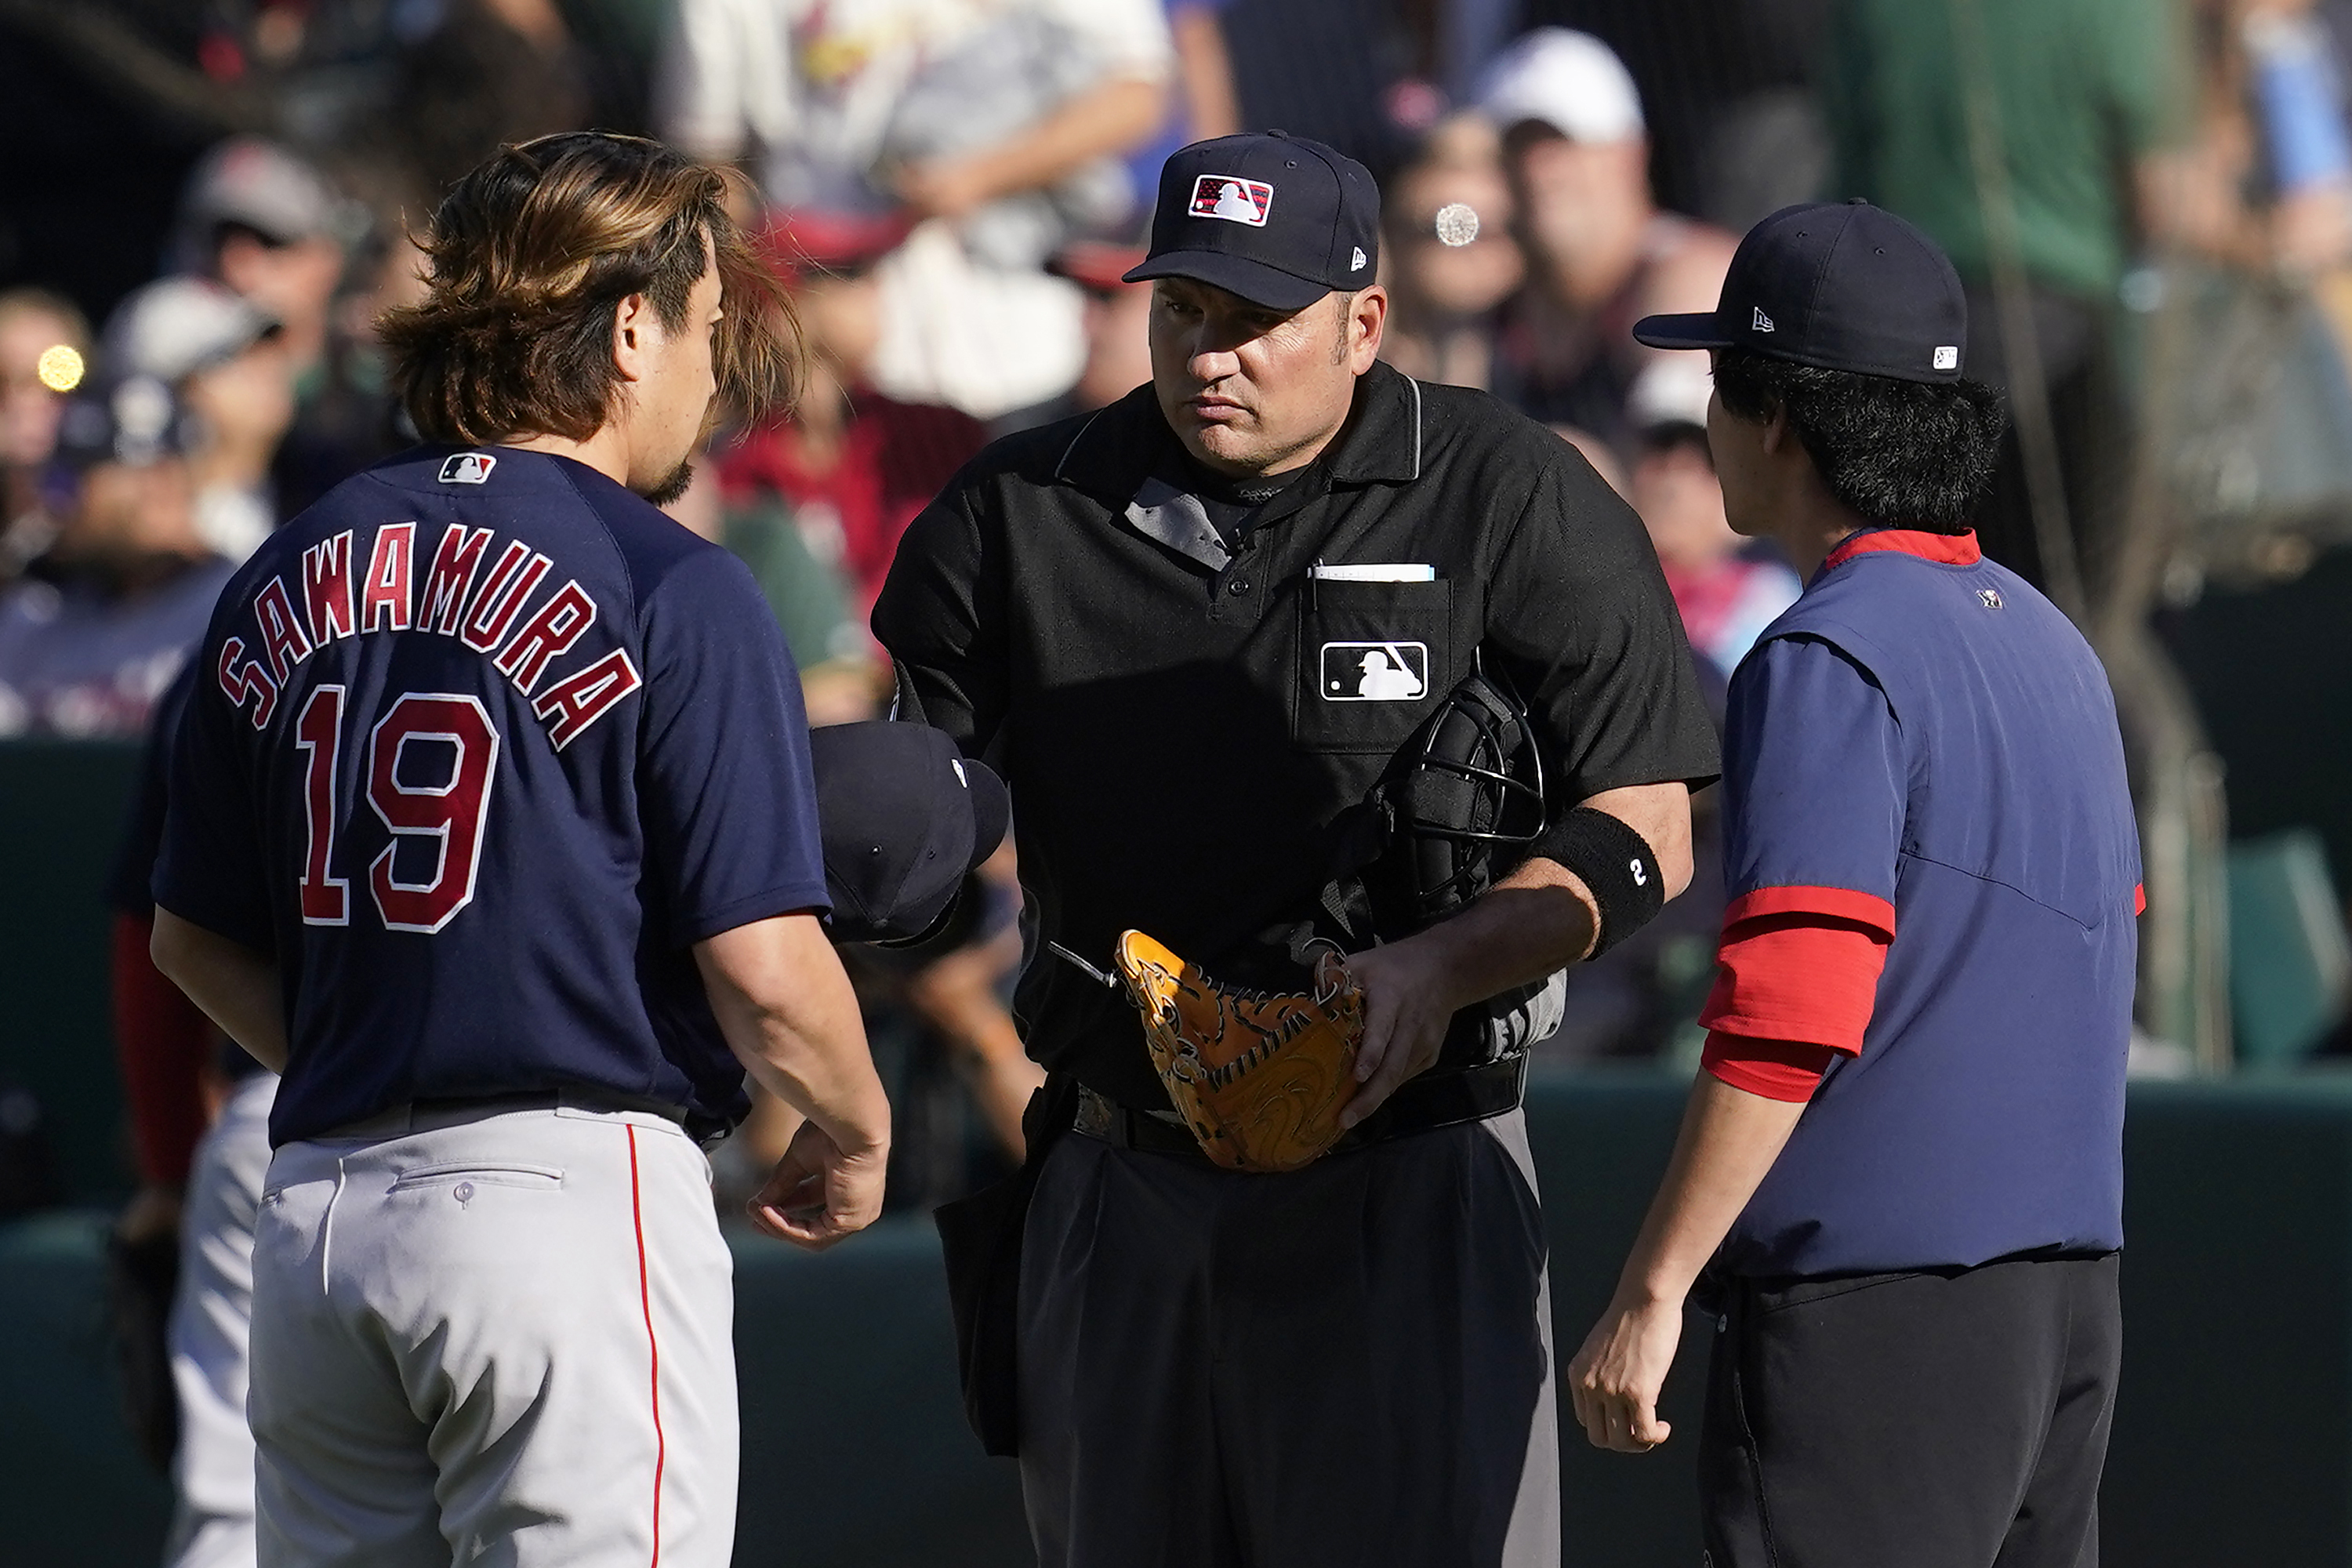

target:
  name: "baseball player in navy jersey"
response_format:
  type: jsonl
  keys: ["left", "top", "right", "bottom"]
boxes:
{"left": 1567, "top": 204, "right": 2139, "bottom": 1566}
{"left": 148, "top": 133, "right": 894, "bottom": 1568}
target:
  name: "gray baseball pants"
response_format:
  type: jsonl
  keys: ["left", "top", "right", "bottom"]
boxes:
{"left": 1017, "top": 1105, "right": 1560, "bottom": 1568}
{"left": 165, "top": 1069, "right": 278, "bottom": 1568}
{"left": 249, "top": 1101, "right": 735, "bottom": 1568}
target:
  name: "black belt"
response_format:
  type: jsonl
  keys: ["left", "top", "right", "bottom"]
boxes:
{"left": 1073, "top": 1054, "right": 1528, "bottom": 1165}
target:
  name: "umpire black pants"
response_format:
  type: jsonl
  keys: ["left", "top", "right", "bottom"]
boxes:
{"left": 1700, "top": 1252, "right": 2122, "bottom": 1568}
{"left": 1016, "top": 1108, "right": 1559, "bottom": 1568}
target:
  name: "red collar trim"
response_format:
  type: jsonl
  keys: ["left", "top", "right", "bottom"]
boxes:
{"left": 1822, "top": 528, "right": 1982, "bottom": 571}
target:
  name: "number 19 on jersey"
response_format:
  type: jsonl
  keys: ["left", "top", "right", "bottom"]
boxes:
{"left": 295, "top": 686, "right": 502, "bottom": 934}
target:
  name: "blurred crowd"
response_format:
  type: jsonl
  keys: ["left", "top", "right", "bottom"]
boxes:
{"left": 6, "top": 0, "right": 2352, "bottom": 1193}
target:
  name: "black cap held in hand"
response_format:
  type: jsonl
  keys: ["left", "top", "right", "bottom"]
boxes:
{"left": 1632, "top": 200, "right": 1969, "bottom": 384}
{"left": 809, "top": 722, "right": 1010, "bottom": 945}
{"left": 1123, "top": 132, "right": 1382, "bottom": 312}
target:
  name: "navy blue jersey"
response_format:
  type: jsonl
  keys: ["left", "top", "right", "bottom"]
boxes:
{"left": 154, "top": 447, "right": 829, "bottom": 1146}
{"left": 1716, "top": 529, "right": 2139, "bottom": 1277}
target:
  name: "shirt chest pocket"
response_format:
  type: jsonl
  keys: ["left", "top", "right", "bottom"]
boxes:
{"left": 1292, "top": 578, "right": 1456, "bottom": 752}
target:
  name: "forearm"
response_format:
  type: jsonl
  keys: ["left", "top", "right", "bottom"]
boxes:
{"left": 696, "top": 916, "right": 891, "bottom": 1155}
{"left": 1171, "top": 7, "right": 1239, "bottom": 140}
{"left": 1612, "top": 1073, "right": 1804, "bottom": 1306}
{"left": 149, "top": 908, "right": 289, "bottom": 1073}
{"left": 1401, "top": 779, "right": 1696, "bottom": 999}
{"left": 1407, "top": 873, "right": 1594, "bottom": 1007}
{"left": 947, "top": 75, "right": 1167, "bottom": 205}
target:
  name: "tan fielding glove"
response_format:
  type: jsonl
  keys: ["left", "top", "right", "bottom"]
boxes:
{"left": 1113, "top": 930, "right": 1366, "bottom": 1173}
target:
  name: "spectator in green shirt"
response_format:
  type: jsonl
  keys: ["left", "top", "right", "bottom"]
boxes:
{"left": 1820, "top": 0, "right": 2194, "bottom": 592}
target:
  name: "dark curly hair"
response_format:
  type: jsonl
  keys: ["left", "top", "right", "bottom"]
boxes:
{"left": 1711, "top": 349, "right": 2006, "bottom": 534}
{"left": 379, "top": 132, "right": 798, "bottom": 446}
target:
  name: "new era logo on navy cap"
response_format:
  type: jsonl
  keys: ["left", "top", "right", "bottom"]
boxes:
{"left": 1127, "top": 132, "right": 1381, "bottom": 312}
{"left": 1634, "top": 200, "right": 1968, "bottom": 384}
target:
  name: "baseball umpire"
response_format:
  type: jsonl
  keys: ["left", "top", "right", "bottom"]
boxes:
{"left": 875, "top": 132, "right": 1719, "bottom": 1566}
{"left": 1566, "top": 202, "right": 2140, "bottom": 1568}
{"left": 147, "top": 132, "right": 893, "bottom": 1567}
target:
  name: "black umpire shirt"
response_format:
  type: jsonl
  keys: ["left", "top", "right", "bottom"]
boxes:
{"left": 873, "top": 361, "right": 1720, "bottom": 1112}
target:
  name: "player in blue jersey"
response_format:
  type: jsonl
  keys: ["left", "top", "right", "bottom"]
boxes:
{"left": 148, "top": 132, "right": 894, "bottom": 1568}
{"left": 1565, "top": 204, "right": 2140, "bottom": 1566}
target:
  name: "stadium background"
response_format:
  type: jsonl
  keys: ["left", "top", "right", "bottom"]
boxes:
{"left": 9, "top": 0, "right": 2352, "bottom": 1560}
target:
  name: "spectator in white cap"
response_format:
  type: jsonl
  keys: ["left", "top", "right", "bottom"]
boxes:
{"left": 1478, "top": 27, "right": 1735, "bottom": 443}
{"left": 103, "top": 278, "right": 298, "bottom": 563}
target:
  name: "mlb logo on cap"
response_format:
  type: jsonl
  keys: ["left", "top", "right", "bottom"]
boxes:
{"left": 1130, "top": 132, "right": 1382, "bottom": 311}
{"left": 439, "top": 452, "right": 497, "bottom": 485}
{"left": 1190, "top": 175, "right": 1272, "bottom": 227}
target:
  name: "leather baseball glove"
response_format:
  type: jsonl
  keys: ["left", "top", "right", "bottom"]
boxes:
{"left": 1113, "top": 930, "right": 1366, "bottom": 1173}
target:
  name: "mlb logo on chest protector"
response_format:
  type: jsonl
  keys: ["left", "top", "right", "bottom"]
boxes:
{"left": 1320, "top": 641, "right": 1428, "bottom": 702}
{"left": 438, "top": 452, "right": 497, "bottom": 485}
{"left": 1190, "top": 175, "right": 1273, "bottom": 227}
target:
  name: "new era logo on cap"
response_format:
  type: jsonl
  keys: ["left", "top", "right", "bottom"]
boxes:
{"left": 1752, "top": 307, "right": 1775, "bottom": 333}
{"left": 1190, "top": 175, "right": 1272, "bottom": 227}
{"left": 438, "top": 452, "right": 496, "bottom": 485}
{"left": 1350, "top": 246, "right": 1367, "bottom": 271}
{"left": 1933, "top": 346, "right": 1959, "bottom": 370}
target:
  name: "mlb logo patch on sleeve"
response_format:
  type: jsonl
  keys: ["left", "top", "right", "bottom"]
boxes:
{"left": 1190, "top": 175, "right": 1273, "bottom": 227}
{"left": 1320, "top": 641, "right": 1428, "bottom": 701}
{"left": 438, "top": 452, "right": 498, "bottom": 485}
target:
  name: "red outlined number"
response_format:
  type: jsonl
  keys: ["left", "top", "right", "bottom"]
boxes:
{"left": 367, "top": 694, "right": 499, "bottom": 933}
{"left": 288, "top": 691, "right": 502, "bottom": 934}
{"left": 293, "top": 685, "right": 350, "bottom": 925}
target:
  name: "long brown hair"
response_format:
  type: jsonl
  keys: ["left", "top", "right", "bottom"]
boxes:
{"left": 379, "top": 132, "right": 797, "bottom": 445}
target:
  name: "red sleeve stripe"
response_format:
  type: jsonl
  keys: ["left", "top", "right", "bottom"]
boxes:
{"left": 1700, "top": 911, "right": 1891, "bottom": 1054}
{"left": 1723, "top": 884, "right": 1896, "bottom": 939}
{"left": 1701, "top": 1031, "right": 1840, "bottom": 1102}
{"left": 2135, "top": 883, "right": 2146, "bottom": 916}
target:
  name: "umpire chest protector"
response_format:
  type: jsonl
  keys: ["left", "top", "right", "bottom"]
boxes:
{"left": 872, "top": 362, "right": 1720, "bottom": 1112}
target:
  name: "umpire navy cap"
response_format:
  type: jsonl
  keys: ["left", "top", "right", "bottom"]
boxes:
{"left": 1632, "top": 201, "right": 1969, "bottom": 384}
{"left": 811, "top": 721, "right": 1010, "bottom": 943}
{"left": 1124, "top": 132, "right": 1381, "bottom": 312}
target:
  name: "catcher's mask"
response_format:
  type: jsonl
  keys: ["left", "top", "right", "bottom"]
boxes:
{"left": 1343, "top": 656, "right": 1546, "bottom": 939}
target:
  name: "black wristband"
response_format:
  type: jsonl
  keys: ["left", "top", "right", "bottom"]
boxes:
{"left": 1533, "top": 806, "right": 1666, "bottom": 957}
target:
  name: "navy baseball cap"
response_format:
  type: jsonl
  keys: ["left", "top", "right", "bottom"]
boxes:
{"left": 1123, "top": 132, "right": 1381, "bottom": 312}
{"left": 810, "top": 721, "right": 1010, "bottom": 944}
{"left": 1632, "top": 201, "right": 1969, "bottom": 384}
